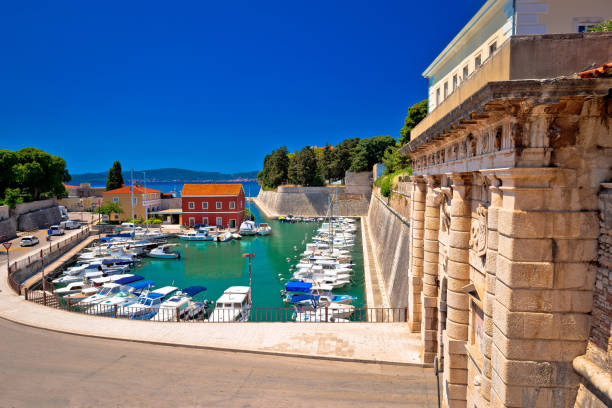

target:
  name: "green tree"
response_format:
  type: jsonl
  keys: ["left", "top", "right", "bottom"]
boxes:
{"left": 382, "top": 145, "right": 411, "bottom": 174}
{"left": 586, "top": 20, "right": 612, "bottom": 32}
{"left": 106, "top": 161, "right": 124, "bottom": 191}
{"left": 349, "top": 136, "right": 396, "bottom": 172}
{"left": 317, "top": 143, "right": 336, "bottom": 182}
{"left": 399, "top": 100, "right": 428, "bottom": 145}
{"left": 94, "top": 201, "right": 124, "bottom": 221}
{"left": 329, "top": 137, "right": 360, "bottom": 180}
{"left": 257, "top": 147, "right": 290, "bottom": 189}
{"left": 288, "top": 146, "right": 323, "bottom": 186}
{"left": 2, "top": 188, "right": 24, "bottom": 208}
{"left": 9, "top": 148, "right": 70, "bottom": 201}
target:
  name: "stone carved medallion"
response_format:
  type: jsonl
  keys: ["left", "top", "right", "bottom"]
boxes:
{"left": 470, "top": 204, "right": 488, "bottom": 257}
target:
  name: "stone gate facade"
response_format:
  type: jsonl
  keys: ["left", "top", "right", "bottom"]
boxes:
{"left": 399, "top": 77, "right": 612, "bottom": 407}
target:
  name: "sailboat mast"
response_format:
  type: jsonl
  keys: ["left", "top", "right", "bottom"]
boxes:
{"left": 144, "top": 171, "right": 149, "bottom": 230}
{"left": 130, "top": 168, "right": 135, "bottom": 233}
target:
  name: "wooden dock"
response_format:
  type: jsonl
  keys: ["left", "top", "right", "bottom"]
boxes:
{"left": 21, "top": 236, "right": 96, "bottom": 291}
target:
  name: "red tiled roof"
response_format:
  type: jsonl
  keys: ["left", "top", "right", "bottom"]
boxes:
{"left": 103, "top": 185, "right": 162, "bottom": 194}
{"left": 181, "top": 184, "right": 243, "bottom": 196}
{"left": 579, "top": 62, "right": 612, "bottom": 78}
{"left": 63, "top": 184, "right": 78, "bottom": 189}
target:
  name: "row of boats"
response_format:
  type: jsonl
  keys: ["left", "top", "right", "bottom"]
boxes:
{"left": 280, "top": 217, "right": 360, "bottom": 322}
{"left": 177, "top": 221, "right": 272, "bottom": 242}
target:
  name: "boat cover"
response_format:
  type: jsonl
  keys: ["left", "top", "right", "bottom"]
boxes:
{"left": 115, "top": 275, "right": 144, "bottom": 285}
{"left": 148, "top": 293, "right": 164, "bottom": 299}
{"left": 128, "top": 280, "right": 155, "bottom": 289}
{"left": 182, "top": 286, "right": 207, "bottom": 297}
{"left": 289, "top": 294, "right": 319, "bottom": 303}
{"left": 285, "top": 282, "right": 312, "bottom": 293}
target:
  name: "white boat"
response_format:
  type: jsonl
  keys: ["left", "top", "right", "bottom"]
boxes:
{"left": 208, "top": 286, "right": 251, "bottom": 322}
{"left": 293, "top": 310, "right": 349, "bottom": 323}
{"left": 232, "top": 233, "right": 242, "bottom": 240}
{"left": 239, "top": 220, "right": 257, "bottom": 236}
{"left": 153, "top": 286, "right": 207, "bottom": 321}
{"left": 257, "top": 223, "right": 272, "bottom": 236}
{"left": 116, "top": 286, "right": 178, "bottom": 319}
{"left": 89, "top": 273, "right": 134, "bottom": 286}
{"left": 79, "top": 283, "right": 124, "bottom": 307}
{"left": 148, "top": 244, "right": 181, "bottom": 259}
{"left": 54, "top": 281, "right": 93, "bottom": 297}
{"left": 178, "top": 231, "right": 215, "bottom": 241}
{"left": 64, "top": 287, "right": 100, "bottom": 303}
{"left": 216, "top": 231, "right": 233, "bottom": 242}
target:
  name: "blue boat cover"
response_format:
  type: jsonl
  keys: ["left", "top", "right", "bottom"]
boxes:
{"left": 289, "top": 294, "right": 319, "bottom": 303}
{"left": 285, "top": 282, "right": 312, "bottom": 292}
{"left": 128, "top": 280, "right": 155, "bottom": 289}
{"left": 148, "top": 293, "right": 164, "bottom": 299}
{"left": 104, "top": 233, "right": 134, "bottom": 238}
{"left": 181, "top": 286, "right": 207, "bottom": 297}
{"left": 115, "top": 275, "right": 144, "bottom": 285}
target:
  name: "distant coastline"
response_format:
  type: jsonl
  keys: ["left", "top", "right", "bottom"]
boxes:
{"left": 80, "top": 180, "right": 261, "bottom": 197}
{"left": 70, "top": 167, "right": 259, "bottom": 185}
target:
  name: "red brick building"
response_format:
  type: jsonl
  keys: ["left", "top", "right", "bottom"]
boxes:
{"left": 181, "top": 184, "right": 245, "bottom": 228}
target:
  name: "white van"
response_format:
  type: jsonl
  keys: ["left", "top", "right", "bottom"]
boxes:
{"left": 60, "top": 220, "right": 80, "bottom": 230}
{"left": 48, "top": 225, "right": 65, "bottom": 236}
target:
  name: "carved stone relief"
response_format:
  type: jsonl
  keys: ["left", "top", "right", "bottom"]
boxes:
{"left": 470, "top": 204, "right": 488, "bottom": 257}
{"left": 433, "top": 187, "right": 452, "bottom": 232}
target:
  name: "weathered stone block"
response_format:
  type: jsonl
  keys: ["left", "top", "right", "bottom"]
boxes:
{"left": 491, "top": 345, "right": 582, "bottom": 387}
{"left": 447, "top": 305, "right": 470, "bottom": 324}
{"left": 450, "top": 216, "right": 471, "bottom": 232}
{"left": 447, "top": 260, "right": 470, "bottom": 280}
{"left": 495, "top": 255, "right": 554, "bottom": 289}
{"left": 447, "top": 319, "right": 469, "bottom": 340}
{"left": 553, "top": 263, "right": 596, "bottom": 290}
{"left": 448, "top": 246, "right": 469, "bottom": 263}
{"left": 498, "top": 209, "right": 553, "bottom": 238}
{"left": 447, "top": 289, "right": 470, "bottom": 310}
{"left": 553, "top": 239, "right": 598, "bottom": 262}
{"left": 498, "top": 235, "right": 553, "bottom": 262}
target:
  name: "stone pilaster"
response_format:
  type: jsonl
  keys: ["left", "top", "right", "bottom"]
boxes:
{"left": 443, "top": 173, "right": 471, "bottom": 408}
{"left": 421, "top": 175, "right": 440, "bottom": 363}
{"left": 490, "top": 168, "right": 597, "bottom": 408}
{"left": 409, "top": 176, "right": 426, "bottom": 332}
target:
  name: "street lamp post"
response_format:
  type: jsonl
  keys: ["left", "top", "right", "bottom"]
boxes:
{"left": 242, "top": 253, "right": 255, "bottom": 305}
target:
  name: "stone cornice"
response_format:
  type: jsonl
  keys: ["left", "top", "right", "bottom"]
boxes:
{"left": 400, "top": 78, "right": 612, "bottom": 156}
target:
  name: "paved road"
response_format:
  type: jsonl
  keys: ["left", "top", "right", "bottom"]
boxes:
{"left": 0, "top": 318, "right": 438, "bottom": 408}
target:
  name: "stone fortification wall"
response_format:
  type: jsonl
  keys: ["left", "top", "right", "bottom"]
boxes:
{"left": 1, "top": 199, "right": 63, "bottom": 233}
{"left": 0, "top": 205, "right": 16, "bottom": 242}
{"left": 366, "top": 192, "right": 411, "bottom": 309}
{"left": 574, "top": 183, "right": 612, "bottom": 408}
{"left": 256, "top": 187, "right": 369, "bottom": 217}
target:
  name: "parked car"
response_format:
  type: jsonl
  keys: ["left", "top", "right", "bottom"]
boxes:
{"left": 60, "top": 220, "right": 80, "bottom": 230}
{"left": 48, "top": 225, "right": 65, "bottom": 236}
{"left": 20, "top": 236, "right": 40, "bottom": 247}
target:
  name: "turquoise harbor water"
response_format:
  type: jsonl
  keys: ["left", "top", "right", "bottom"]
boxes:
{"left": 127, "top": 206, "right": 365, "bottom": 310}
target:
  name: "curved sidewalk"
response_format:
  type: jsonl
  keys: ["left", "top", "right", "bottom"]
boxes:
{"left": 0, "top": 267, "right": 424, "bottom": 366}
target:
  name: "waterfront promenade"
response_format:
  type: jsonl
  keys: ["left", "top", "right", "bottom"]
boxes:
{"left": 1, "top": 258, "right": 422, "bottom": 366}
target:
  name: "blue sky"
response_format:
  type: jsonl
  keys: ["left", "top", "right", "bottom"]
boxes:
{"left": 0, "top": 0, "right": 483, "bottom": 175}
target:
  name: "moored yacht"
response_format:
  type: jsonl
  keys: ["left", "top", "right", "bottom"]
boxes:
{"left": 208, "top": 286, "right": 251, "bottom": 322}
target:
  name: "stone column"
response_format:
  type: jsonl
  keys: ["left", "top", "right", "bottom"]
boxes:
{"left": 443, "top": 173, "right": 471, "bottom": 408}
{"left": 421, "top": 175, "right": 440, "bottom": 363}
{"left": 491, "top": 168, "right": 597, "bottom": 407}
{"left": 409, "top": 176, "right": 426, "bottom": 332}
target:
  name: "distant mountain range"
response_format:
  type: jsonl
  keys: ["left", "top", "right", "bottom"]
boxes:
{"left": 70, "top": 168, "right": 259, "bottom": 184}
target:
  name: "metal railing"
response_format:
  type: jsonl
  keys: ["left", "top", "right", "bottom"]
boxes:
{"left": 6, "top": 227, "right": 91, "bottom": 295}
{"left": 24, "top": 290, "right": 407, "bottom": 323}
